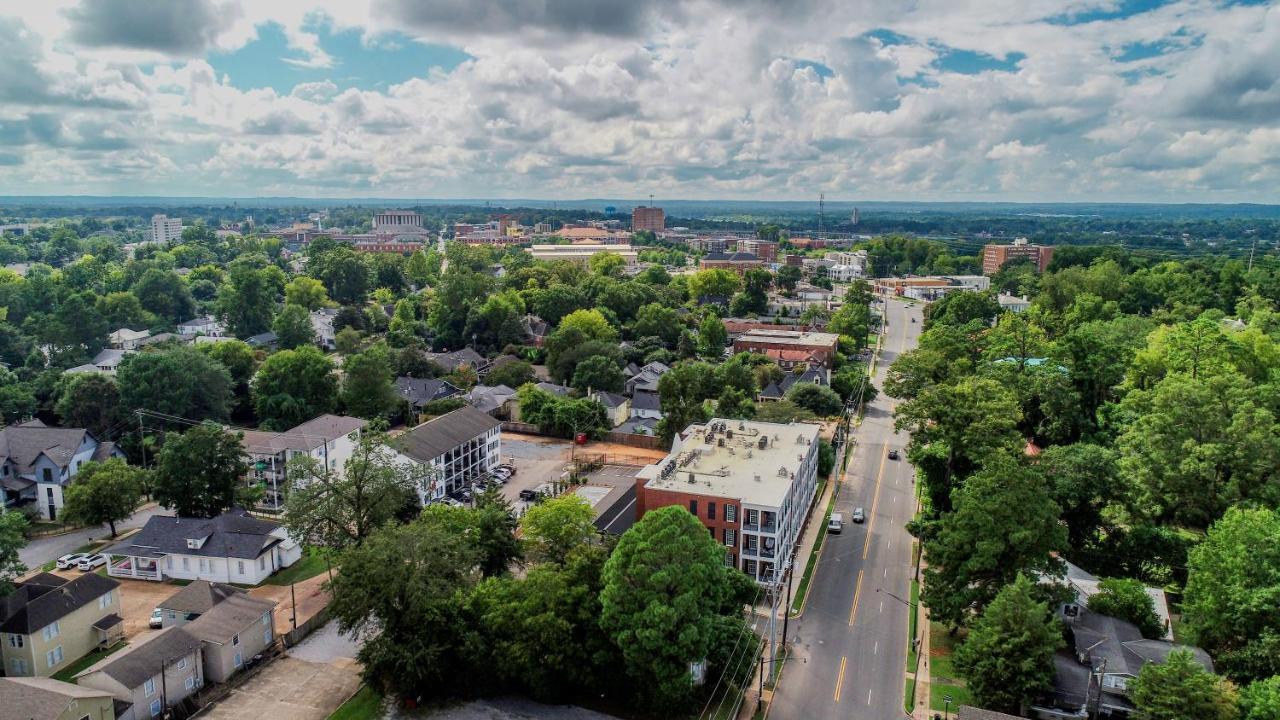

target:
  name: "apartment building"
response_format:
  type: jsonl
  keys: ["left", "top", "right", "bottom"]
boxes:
{"left": 631, "top": 206, "right": 665, "bottom": 233}
{"left": 149, "top": 215, "right": 183, "bottom": 245}
{"left": 389, "top": 405, "right": 502, "bottom": 503}
{"left": 635, "top": 419, "right": 822, "bottom": 586}
{"left": 982, "top": 238, "right": 1055, "bottom": 274}
{"left": 239, "top": 414, "right": 367, "bottom": 511}
{"left": 0, "top": 573, "right": 122, "bottom": 678}
{"left": 528, "top": 244, "right": 638, "bottom": 267}
{"left": 732, "top": 329, "right": 841, "bottom": 369}
{"left": 736, "top": 238, "right": 778, "bottom": 263}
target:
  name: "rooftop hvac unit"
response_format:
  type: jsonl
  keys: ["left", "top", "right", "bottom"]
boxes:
{"left": 718, "top": 438, "right": 725, "bottom": 447}
{"left": 754, "top": 474, "right": 762, "bottom": 482}
{"left": 758, "top": 436, "right": 768, "bottom": 450}
{"left": 688, "top": 473, "right": 696, "bottom": 484}
{"left": 727, "top": 429, "right": 734, "bottom": 439}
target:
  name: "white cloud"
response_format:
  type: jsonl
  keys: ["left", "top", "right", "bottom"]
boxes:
{"left": 987, "top": 140, "right": 1045, "bottom": 160}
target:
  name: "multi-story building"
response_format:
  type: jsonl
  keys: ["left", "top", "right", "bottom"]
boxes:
{"left": 982, "top": 238, "right": 1055, "bottom": 274}
{"left": 732, "top": 329, "right": 841, "bottom": 369}
{"left": 0, "top": 676, "right": 116, "bottom": 720}
{"left": 737, "top": 238, "right": 778, "bottom": 263}
{"left": 875, "top": 275, "right": 991, "bottom": 301}
{"left": 0, "top": 420, "right": 125, "bottom": 519}
{"left": 631, "top": 206, "right": 665, "bottom": 233}
{"left": 76, "top": 626, "right": 204, "bottom": 720}
{"left": 686, "top": 236, "right": 727, "bottom": 253}
{"left": 0, "top": 573, "right": 122, "bottom": 678}
{"left": 149, "top": 215, "right": 183, "bottom": 245}
{"left": 699, "top": 251, "right": 762, "bottom": 275}
{"left": 389, "top": 405, "right": 502, "bottom": 503}
{"left": 635, "top": 419, "right": 822, "bottom": 586}
{"left": 239, "top": 414, "right": 367, "bottom": 511}
{"left": 373, "top": 210, "right": 425, "bottom": 235}
{"left": 528, "top": 244, "right": 638, "bottom": 267}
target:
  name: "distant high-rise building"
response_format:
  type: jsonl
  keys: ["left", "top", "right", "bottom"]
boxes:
{"left": 150, "top": 214, "right": 183, "bottom": 244}
{"left": 737, "top": 238, "right": 778, "bottom": 263}
{"left": 851, "top": 207, "right": 860, "bottom": 226}
{"left": 982, "top": 238, "right": 1055, "bottom": 274}
{"left": 632, "top": 206, "right": 665, "bottom": 233}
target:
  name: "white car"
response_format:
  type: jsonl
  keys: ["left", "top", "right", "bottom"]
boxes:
{"left": 55, "top": 553, "right": 88, "bottom": 570}
{"left": 77, "top": 554, "right": 107, "bottom": 572}
{"left": 149, "top": 608, "right": 164, "bottom": 629}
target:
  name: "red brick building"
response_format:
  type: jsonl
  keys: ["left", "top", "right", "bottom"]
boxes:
{"left": 982, "top": 239, "right": 1055, "bottom": 274}
{"left": 699, "top": 251, "right": 762, "bottom": 275}
{"left": 732, "top": 329, "right": 841, "bottom": 368}
{"left": 737, "top": 238, "right": 778, "bottom": 263}
{"left": 631, "top": 206, "right": 665, "bottom": 233}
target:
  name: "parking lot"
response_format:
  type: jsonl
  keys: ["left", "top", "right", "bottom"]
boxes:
{"left": 499, "top": 434, "right": 572, "bottom": 512}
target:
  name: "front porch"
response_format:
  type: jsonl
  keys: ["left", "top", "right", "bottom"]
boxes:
{"left": 105, "top": 552, "right": 164, "bottom": 581}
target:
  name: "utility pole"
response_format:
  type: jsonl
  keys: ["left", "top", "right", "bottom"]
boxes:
{"left": 290, "top": 582, "right": 297, "bottom": 631}
{"left": 782, "top": 560, "right": 794, "bottom": 647}
{"left": 1248, "top": 236, "right": 1258, "bottom": 272}
{"left": 1089, "top": 658, "right": 1108, "bottom": 719}
{"left": 137, "top": 411, "right": 147, "bottom": 469}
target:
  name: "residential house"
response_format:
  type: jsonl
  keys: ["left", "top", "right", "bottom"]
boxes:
{"left": 758, "top": 368, "right": 828, "bottom": 402}
{"left": 0, "top": 676, "right": 116, "bottom": 720}
{"left": 629, "top": 391, "right": 663, "bottom": 421}
{"left": 309, "top": 308, "right": 338, "bottom": 350}
{"left": 998, "top": 293, "right": 1032, "bottom": 313}
{"left": 0, "top": 573, "right": 123, "bottom": 678}
{"left": 103, "top": 509, "right": 301, "bottom": 585}
{"left": 389, "top": 405, "right": 502, "bottom": 504}
{"left": 467, "top": 384, "right": 517, "bottom": 418}
{"left": 591, "top": 392, "right": 630, "bottom": 428}
{"left": 156, "top": 581, "right": 246, "bottom": 628}
{"left": 175, "top": 317, "right": 225, "bottom": 338}
{"left": 534, "top": 381, "right": 571, "bottom": 396}
{"left": 624, "top": 361, "right": 670, "bottom": 395}
{"left": 426, "top": 348, "right": 490, "bottom": 374}
{"left": 0, "top": 420, "right": 125, "bottom": 519}
{"left": 615, "top": 417, "right": 658, "bottom": 436}
{"left": 108, "top": 328, "right": 151, "bottom": 351}
{"left": 239, "top": 414, "right": 367, "bottom": 511}
{"left": 183, "top": 593, "right": 276, "bottom": 683}
{"left": 395, "top": 377, "right": 462, "bottom": 422}
{"left": 244, "top": 331, "right": 278, "bottom": 350}
{"left": 521, "top": 315, "right": 551, "bottom": 347}
{"left": 76, "top": 627, "right": 203, "bottom": 720}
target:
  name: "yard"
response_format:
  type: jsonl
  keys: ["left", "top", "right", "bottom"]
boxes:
{"left": 264, "top": 547, "right": 334, "bottom": 586}
{"left": 328, "top": 686, "right": 382, "bottom": 720}
{"left": 53, "top": 641, "right": 127, "bottom": 682}
{"left": 928, "top": 621, "right": 974, "bottom": 713}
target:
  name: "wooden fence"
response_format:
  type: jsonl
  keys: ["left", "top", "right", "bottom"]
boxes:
{"left": 501, "top": 421, "right": 665, "bottom": 450}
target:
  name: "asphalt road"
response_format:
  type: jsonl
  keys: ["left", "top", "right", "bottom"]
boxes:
{"left": 769, "top": 296, "right": 922, "bottom": 720}
{"left": 19, "top": 504, "right": 167, "bottom": 571}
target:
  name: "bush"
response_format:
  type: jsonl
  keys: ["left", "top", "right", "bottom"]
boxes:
{"left": 1087, "top": 577, "right": 1164, "bottom": 638}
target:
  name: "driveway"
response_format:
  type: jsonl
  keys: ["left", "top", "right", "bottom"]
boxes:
{"left": 46, "top": 569, "right": 179, "bottom": 640}
{"left": 20, "top": 504, "right": 167, "bottom": 571}
{"left": 250, "top": 572, "right": 333, "bottom": 638}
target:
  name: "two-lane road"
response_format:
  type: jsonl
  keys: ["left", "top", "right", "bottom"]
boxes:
{"left": 770, "top": 297, "right": 922, "bottom": 720}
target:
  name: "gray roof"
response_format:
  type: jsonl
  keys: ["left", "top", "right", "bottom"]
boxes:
{"left": 184, "top": 593, "right": 276, "bottom": 644}
{"left": 703, "top": 251, "right": 759, "bottom": 262}
{"left": 593, "top": 392, "right": 628, "bottom": 409}
{"left": 535, "top": 382, "right": 571, "bottom": 396}
{"left": 631, "top": 391, "right": 661, "bottom": 411}
{"left": 159, "top": 580, "right": 247, "bottom": 615}
{"left": 958, "top": 708, "right": 1025, "bottom": 720}
{"left": 427, "top": 348, "right": 486, "bottom": 371}
{"left": 395, "top": 377, "right": 462, "bottom": 406}
{"left": 78, "top": 626, "right": 202, "bottom": 690}
{"left": 240, "top": 415, "right": 367, "bottom": 455}
{"left": 0, "top": 572, "right": 120, "bottom": 635}
{"left": 245, "top": 331, "right": 277, "bottom": 347}
{"left": 0, "top": 421, "right": 94, "bottom": 474}
{"left": 91, "top": 348, "right": 128, "bottom": 366}
{"left": 105, "top": 509, "right": 284, "bottom": 561}
{"left": 467, "top": 385, "right": 515, "bottom": 415}
{"left": 391, "top": 405, "right": 501, "bottom": 463}
{"left": 0, "top": 677, "right": 114, "bottom": 719}
{"left": 616, "top": 417, "right": 658, "bottom": 435}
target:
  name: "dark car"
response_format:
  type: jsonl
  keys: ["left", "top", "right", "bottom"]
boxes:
{"left": 519, "top": 488, "right": 538, "bottom": 501}
{"left": 887, "top": 449, "right": 900, "bottom": 460}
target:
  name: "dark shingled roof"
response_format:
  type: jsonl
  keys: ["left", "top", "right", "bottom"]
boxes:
{"left": 77, "top": 626, "right": 202, "bottom": 690}
{"left": 92, "top": 613, "right": 123, "bottom": 631}
{"left": 105, "top": 509, "right": 284, "bottom": 561}
{"left": 0, "top": 677, "right": 114, "bottom": 719}
{"left": 184, "top": 593, "right": 276, "bottom": 644}
{"left": 0, "top": 421, "right": 93, "bottom": 474}
{"left": 593, "top": 392, "right": 628, "bottom": 409}
{"left": 0, "top": 572, "right": 120, "bottom": 635}
{"left": 159, "top": 580, "right": 247, "bottom": 616}
{"left": 958, "top": 708, "right": 1026, "bottom": 720}
{"left": 630, "top": 391, "right": 661, "bottom": 411}
{"left": 391, "top": 405, "right": 500, "bottom": 463}
{"left": 702, "top": 252, "right": 759, "bottom": 262}
{"left": 395, "top": 377, "right": 462, "bottom": 407}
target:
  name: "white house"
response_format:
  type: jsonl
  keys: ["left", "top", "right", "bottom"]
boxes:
{"left": 175, "top": 316, "right": 225, "bottom": 337}
{"left": 238, "top": 414, "right": 367, "bottom": 511}
{"left": 998, "top": 293, "right": 1032, "bottom": 313}
{"left": 629, "top": 391, "right": 663, "bottom": 421}
{"left": 103, "top": 510, "right": 301, "bottom": 585}
{"left": 108, "top": 328, "right": 151, "bottom": 350}
{"left": 389, "top": 406, "right": 501, "bottom": 504}
{"left": 0, "top": 421, "right": 125, "bottom": 520}
{"left": 309, "top": 308, "right": 338, "bottom": 350}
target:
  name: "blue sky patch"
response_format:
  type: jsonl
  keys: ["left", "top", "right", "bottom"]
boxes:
{"left": 864, "top": 29, "right": 913, "bottom": 46}
{"left": 1046, "top": 0, "right": 1170, "bottom": 25}
{"left": 936, "top": 48, "right": 1026, "bottom": 74}
{"left": 794, "top": 60, "right": 834, "bottom": 78}
{"left": 208, "top": 22, "right": 470, "bottom": 94}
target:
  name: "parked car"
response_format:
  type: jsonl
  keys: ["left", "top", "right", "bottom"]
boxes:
{"left": 887, "top": 449, "right": 900, "bottom": 460}
{"left": 56, "top": 553, "right": 88, "bottom": 570}
{"left": 149, "top": 608, "right": 164, "bottom": 629}
{"left": 442, "top": 498, "right": 465, "bottom": 508}
{"left": 851, "top": 508, "right": 866, "bottom": 523}
{"left": 77, "top": 554, "right": 107, "bottom": 571}
{"left": 498, "top": 465, "right": 516, "bottom": 477}
{"left": 519, "top": 488, "right": 538, "bottom": 501}
{"left": 827, "top": 513, "right": 843, "bottom": 534}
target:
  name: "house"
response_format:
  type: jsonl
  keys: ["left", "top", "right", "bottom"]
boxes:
{"left": 426, "top": 348, "right": 489, "bottom": 374}
{"left": 76, "top": 627, "right": 203, "bottom": 720}
{"left": 134, "top": 333, "right": 190, "bottom": 349}
{"left": 534, "top": 381, "right": 571, "bottom": 396}
{"left": 629, "top": 391, "right": 663, "bottom": 420}
{"left": 591, "top": 392, "right": 631, "bottom": 428}
{"left": 389, "top": 405, "right": 502, "bottom": 504}
{"left": 156, "top": 581, "right": 246, "bottom": 628}
{"left": 521, "top": 315, "right": 551, "bottom": 347}
{"left": 998, "top": 293, "right": 1032, "bottom": 313}
{"left": 958, "top": 708, "right": 1023, "bottom": 720}
{"left": 0, "top": 573, "right": 123, "bottom": 678}
{"left": 615, "top": 417, "right": 659, "bottom": 436}
{"left": 175, "top": 316, "right": 225, "bottom": 338}
{"left": 467, "top": 384, "right": 517, "bottom": 418}
{"left": 309, "top": 308, "right": 338, "bottom": 350}
{"left": 90, "top": 349, "right": 128, "bottom": 375}
{"left": 0, "top": 676, "right": 116, "bottom": 720}
{"left": 624, "top": 361, "right": 670, "bottom": 395}
{"left": 183, "top": 593, "right": 276, "bottom": 683}
{"left": 240, "top": 414, "right": 367, "bottom": 511}
{"left": 0, "top": 420, "right": 125, "bottom": 519}
{"left": 244, "top": 331, "right": 278, "bottom": 350}
{"left": 758, "top": 368, "right": 828, "bottom": 402}
{"left": 102, "top": 509, "right": 301, "bottom": 585}
{"left": 395, "top": 377, "right": 462, "bottom": 420}
{"left": 108, "top": 328, "right": 151, "bottom": 351}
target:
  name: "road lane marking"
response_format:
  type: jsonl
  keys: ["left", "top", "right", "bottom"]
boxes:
{"left": 874, "top": 640, "right": 878, "bottom": 655}
{"left": 867, "top": 688, "right": 873, "bottom": 705}
{"left": 879, "top": 600, "right": 884, "bottom": 613}
{"left": 884, "top": 566, "right": 888, "bottom": 577}
{"left": 863, "top": 450, "right": 889, "bottom": 560}
{"left": 848, "top": 569, "right": 864, "bottom": 625}
{"left": 833, "top": 656, "right": 847, "bottom": 703}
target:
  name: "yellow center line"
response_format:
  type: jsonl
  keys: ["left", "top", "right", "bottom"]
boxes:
{"left": 848, "top": 569, "right": 864, "bottom": 625}
{"left": 833, "top": 656, "right": 848, "bottom": 703}
{"left": 863, "top": 450, "right": 888, "bottom": 560}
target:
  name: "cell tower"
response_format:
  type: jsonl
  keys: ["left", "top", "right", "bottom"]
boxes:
{"left": 818, "top": 192, "right": 825, "bottom": 239}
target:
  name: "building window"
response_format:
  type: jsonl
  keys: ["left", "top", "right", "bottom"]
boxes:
{"left": 46, "top": 646, "right": 63, "bottom": 668}
{"left": 234, "top": 652, "right": 243, "bottom": 668}
{"left": 177, "top": 657, "right": 186, "bottom": 670}
{"left": 43, "top": 468, "right": 52, "bottom": 483}
{"left": 264, "top": 627, "right": 273, "bottom": 645}
{"left": 185, "top": 676, "right": 195, "bottom": 690}
{"left": 145, "top": 678, "right": 156, "bottom": 696}
{"left": 724, "top": 529, "right": 736, "bottom": 546}
{"left": 42, "top": 621, "right": 59, "bottom": 641}
{"left": 199, "top": 558, "right": 210, "bottom": 573}
{"left": 262, "top": 613, "right": 270, "bottom": 626}
{"left": 150, "top": 699, "right": 162, "bottom": 717}
{"left": 689, "top": 499, "right": 698, "bottom": 516}
{"left": 237, "top": 560, "right": 245, "bottom": 575}
{"left": 7, "top": 633, "right": 22, "bottom": 648}
{"left": 707, "top": 502, "right": 716, "bottom": 520}
{"left": 259, "top": 556, "right": 266, "bottom": 571}
{"left": 725, "top": 505, "right": 736, "bottom": 522}
{"left": 182, "top": 557, "right": 190, "bottom": 571}
{"left": 166, "top": 557, "right": 173, "bottom": 570}
{"left": 99, "top": 591, "right": 113, "bottom": 609}
{"left": 232, "top": 634, "right": 240, "bottom": 646}
{"left": 11, "top": 658, "right": 27, "bottom": 675}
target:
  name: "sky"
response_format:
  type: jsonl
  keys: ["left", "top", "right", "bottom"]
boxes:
{"left": 0, "top": 0, "right": 1277, "bottom": 203}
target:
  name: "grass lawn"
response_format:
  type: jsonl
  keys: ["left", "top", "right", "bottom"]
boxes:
{"left": 906, "top": 577, "right": 920, "bottom": 670}
{"left": 929, "top": 680, "right": 973, "bottom": 713}
{"left": 904, "top": 677, "right": 915, "bottom": 712}
{"left": 928, "top": 621, "right": 972, "bottom": 712}
{"left": 53, "top": 642, "right": 127, "bottom": 682}
{"left": 328, "top": 686, "right": 382, "bottom": 720}
{"left": 264, "top": 547, "right": 332, "bottom": 586}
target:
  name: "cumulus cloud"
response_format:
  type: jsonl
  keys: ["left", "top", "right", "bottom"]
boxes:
{"left": 63, "top": 0, "right": 243, "bottom": 57}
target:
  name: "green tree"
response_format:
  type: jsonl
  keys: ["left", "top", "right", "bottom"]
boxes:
{"left": 252, "top": 345, "right": 337, "bottom": 430}
{"left": 60, "top": 459, "right": 145, "bottom": 537}
{"left": 312, "top": 246, "right": 371, "bottom": 304}
{"left": 96, "top": 291, "right": 152, "bottom": 329}
{"left": 786, "top": 383, "right": 843, "bottom": 416}
{"left": 152, "top": 424, "right": 245, "bottom": 517}
{"left": 520, "top": 494, "right": 596, "bottom": 565}
{"left": 131, "top": 268, "right": 194, "bottom": 322}
{"left": 588, "top": 252, "right": 626, "bottom": 278}
{"left": 687, "top": 269, "right": 741, "bottom": 301}
{"left": 697, "top": 314, "right": 727, "bottom": 358}
{"left": 427, "top": 264, "right": 491, "bottom": 348}
{"left": 631, "top": 303, "right": 683, "bottom": 347}
{"left": 272, "top": 304, "right": 316, "bottom": 349}
{"left": 217, "top": 258, "right": 282, "bottom": 337}
{"left": 117, "top": 345, "right": 233, "bottom": 422}
{"left": 341, "top": 343, "right": 399, "bottom": 420}
{"left": 464, "top": 290, "right": 527, "bottom": 353}
{"left": 55, "top": 373, "right": 122, "bottom": 438}
{"left": 776, "top": 264, "right": 802, "bottom": 292}
{"left": 828, "top": 280, "right": 873, "bottom": 347}
{"left": 600, "top": 506, "right": 748, "bottom": 710}
{"left": 1088, "top": 578, "right": 1164, "bottom": 638}
{"left": 656, "top": 362, "right": 715, "bottom": 443}
{"left": 922, "top": 455, "right": 1066, "bottom": 628}
{"left": 716, "top": 387, "right": 755, "bottom": 419}
{"left": 335, "top": 326, "right": 362, "bottom": 355}
{"left": 925, "top": 290, "right": 1000, "bottom": 328}
{"left": 0, "top": 511, "right": 28, "bottom": 595}
{"left": 471, "top": 489, "right": 523, "bottom": 577}
{"left": 571, "top": 354, "right": 624, "bottom": 394}
{"left": 1241, "top": 677, "right": 1280, "bottom": 720}
{"left": 752, "top": 398, "right": 814, "bottom": 423}
{"left": 405, "top": 250, "right": 434, "bottom": 288}
{"left": 1130, "top": 649, "right": 1239, "bottom": 720}
{"left": 954, "top": 574, "right": 1062, "bottom": 715}
{"left": 485, "top": 360, "right": 535, "bottom": 388}
{"left": 284, "top": 276, "right": 330, "bottom": 310}
{"left": 284, "top": 432, "right": 430, "bottom": 551}
{"left": 1038, "top": 443, "right": 1125, "bottom": 552}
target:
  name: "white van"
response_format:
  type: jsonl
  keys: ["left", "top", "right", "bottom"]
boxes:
{"left": 828, "top": 513, "right": 843, "bottom": 534}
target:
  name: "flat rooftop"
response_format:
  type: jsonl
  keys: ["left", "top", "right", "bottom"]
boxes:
{"left": 735, "top": 329, "right": 840, "bottom": 347}
{"left": 638, "top": 419, "right": 821, "bottom": 508}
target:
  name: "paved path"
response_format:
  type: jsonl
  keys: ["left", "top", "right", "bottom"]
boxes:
{"left": 19, "top": 504, "right": 166, "bottom": 571}
{"left": 768, "top": 297, "right": 923, "bottom": 720}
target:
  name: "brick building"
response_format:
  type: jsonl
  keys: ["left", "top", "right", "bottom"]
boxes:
{"left": 631, "top": 206, "right": 665, "bottom": 233}
{"left": 699, "top": 251, "right": 762, "bottom": 275}
{"left": 732, "top": 329, "right": 841, "bottom": 368}
{"left": 982, "top": 238, "right": 1055, "bottom": 274}
{"left": 736, "top": 238, "right": 778, "bottom": 263}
